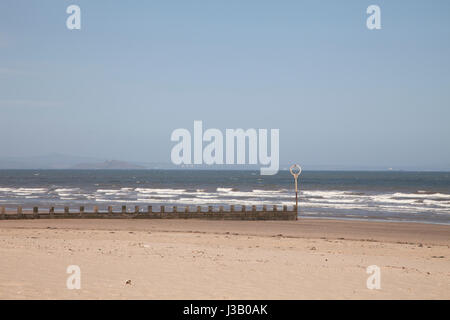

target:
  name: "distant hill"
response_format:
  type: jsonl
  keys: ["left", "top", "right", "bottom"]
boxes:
{"left": 71, "top": 160, "right": 146, "bottom": 170}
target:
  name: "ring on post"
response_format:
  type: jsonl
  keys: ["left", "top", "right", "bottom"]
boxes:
{"left": 290, "top": 164, "right": 302, "bottom": 179}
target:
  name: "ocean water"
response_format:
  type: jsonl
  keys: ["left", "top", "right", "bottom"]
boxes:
{"left": 0, "top": 170, "right": 449, "bottom": 224}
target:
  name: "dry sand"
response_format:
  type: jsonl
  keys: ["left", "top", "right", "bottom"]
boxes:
{"left": 0, "top": 218, "right": 449, "bottom": 299}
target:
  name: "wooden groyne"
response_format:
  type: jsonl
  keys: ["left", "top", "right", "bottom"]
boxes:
{"left": 0, "top": 205, "right": 297, "bottom": 221}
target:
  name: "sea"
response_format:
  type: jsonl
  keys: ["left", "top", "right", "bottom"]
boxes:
{"left": 0, "top": 170, "right": 449, "bottom": 224}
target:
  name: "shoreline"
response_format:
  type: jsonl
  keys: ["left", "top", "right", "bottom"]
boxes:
{"left": 1, "top": 218, "right": 449, "bottom": 244}
{"left": 299, "top": 215, "right": 450, "bottom": 226}
{"left": 1, "top": 209, "right": 449, "bottom": 226}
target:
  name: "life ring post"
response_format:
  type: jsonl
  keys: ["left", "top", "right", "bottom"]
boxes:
{"left": 289, "top": 164, "right": 302, "bottom": 220}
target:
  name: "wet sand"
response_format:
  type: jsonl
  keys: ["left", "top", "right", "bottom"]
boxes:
{"left": 0, "top": 219, "right": 449, "bottom": 299}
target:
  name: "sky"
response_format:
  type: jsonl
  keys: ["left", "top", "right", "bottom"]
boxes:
{"left": 0, "top": 0, "right": 449, "bottom": 170}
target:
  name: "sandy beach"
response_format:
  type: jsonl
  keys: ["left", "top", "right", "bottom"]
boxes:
{"left": 0, "top": 218, "right": 449, "bottom": 299}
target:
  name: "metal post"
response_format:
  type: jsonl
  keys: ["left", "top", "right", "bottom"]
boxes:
{"left": 290, "top": 164, "right": 302, "bottom": 220}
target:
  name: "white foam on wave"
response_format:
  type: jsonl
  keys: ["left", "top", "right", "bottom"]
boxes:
{"left": 138, "top": 194, "right": 178, "bottom": 198}
{"left": 12, "top": 188, "right": 48, "bottom": 194}
{"left": 253, "top": 189, "right": 287, "bottom": 194}
{"left": 217, "top": 187, "right": 234, "bottom": 192}
{"left": 296, "top": 190, "right": 450, "bottom": 215}
{"left": 306, "top": 197, "right": 362, "bottom": 204}
{"left": 297, "top": 202, "right": 368, "bottom": 210}
{"left": 391, "top": 192, "right": 450, "bottom": 199}
{"left": 423, "top": 200, "right": 450, "bottom": 208}
{"left": 302, "top": 190, "right": 350, "bottom": 198}
{"left": 370, "top": 194, "right": 450, "bottom": 208}
{"left": 375, "top": 204, "right": 443, "bottom": 213}
{"left": 215, "top": 189, "right": 292, "bottom": 199}
{"left": 196, "top": 195, "right": 218, "bottom": 199}
{"left": 135, "top": 188, "right": 186, "bottom": 195}
{"left": 144, "top": 197, "right": 280, "bottom": 206}
{"left": 96, "top": 189, "right": 133, "bottom": 196}
{"left": 97, "top": 189, "right": 122, "bottom": 193}
{"left": 55, "top": 188, "right": 80, "bottom": 193}
{"left": 57, "top": 193, "right": 75, "bottom": 197}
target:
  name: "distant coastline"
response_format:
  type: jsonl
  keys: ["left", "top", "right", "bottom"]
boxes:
{"left": 0, "top": 153, "right": 449, "bottom": 171}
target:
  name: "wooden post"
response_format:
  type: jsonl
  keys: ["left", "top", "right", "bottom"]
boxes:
{"left": 252, "top": 205, "right": 256, "bottom": 212}
{"left": 208, "top": 206, "right": 213, "bottom": 213}
{"left": 197, "top": 206, "right": 201, "bottom": 213}
{"left": 0, "top": 206, "right": 5, "bottom": 219}
{"left": 219, "top": 206, "right": 224, "bottom": 213}
{"left": 49, "top": 207, "right": 55, "bottom": 216}
{"left": 161, "top": 206, "right": 165, "bottom": 213}
{"left": 262, "top": 205, "right": 267, "bottom": 212}
{"left": 108, "top": 206, "right": 113, "bottom": 214}
{"left": 185, "top": 206, "right": 189, "bottom": 213}
{"left": 148, "top": 206, "right": 152, "bottom": 213}
{"left": 17, "top": 206, "right": 22, "bottom": 215}
{"left": 94, "top": 206, "right": 99, "bottom": 214}
{"left": 242, "top": 205, "right": 246, "bottom": 212}
{"left": 283, "top": 205, "right": 287, "bottom": 212}
{"left": 80, "top": 206, "right": 85, "bottom": 215}
{"left": 273, "top": 205, "right": 277, "bottom": 212}
{"left": 135, "top": 206, "right": 140, "bottom": 213}
{"left": 64, "top": 206, "right": 69, "bottom": 214}
{"left": 122, "top": 205, "right": 126, "bottom": 214}
{"left": 173, "top": 206, "right": 177, "bottom": 213}
{"left": 230, "top": 205, "right": 235, "bottom": 212}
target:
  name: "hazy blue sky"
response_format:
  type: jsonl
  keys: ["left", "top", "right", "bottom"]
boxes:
{"left": 0, "top": 0, "right": 449, "bottom": 170}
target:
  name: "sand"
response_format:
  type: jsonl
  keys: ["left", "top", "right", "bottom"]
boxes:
{"left": 0, "top": 218, "right": 449, "bottom": 299}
